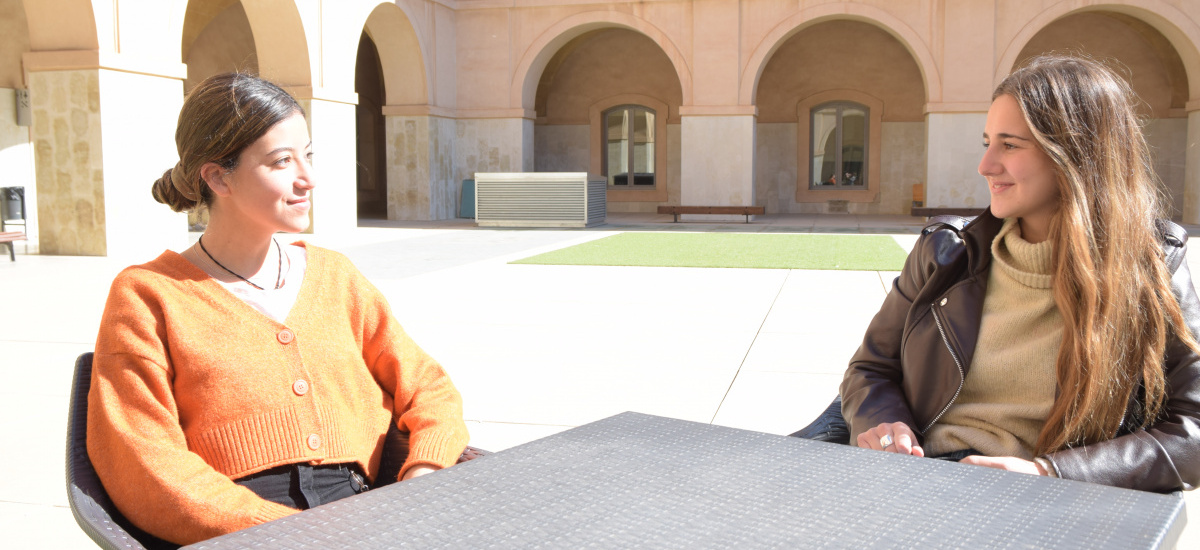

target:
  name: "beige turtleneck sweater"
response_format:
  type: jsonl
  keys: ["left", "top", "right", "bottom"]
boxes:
{"left": 924, "top": 218, "right": 1061, "bottom": 459}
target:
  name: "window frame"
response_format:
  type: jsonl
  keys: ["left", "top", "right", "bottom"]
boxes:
{"left": 589, "top": 94, "right": 670, "bottom": 203}
{"left": 601, "top": 104, "right": 658, "bottom": 189}
{"left": 809, "top": 101, "right": 869, "bottom": 190}
{"left": 794, "top": 91, "right": 883, "bottom": 205}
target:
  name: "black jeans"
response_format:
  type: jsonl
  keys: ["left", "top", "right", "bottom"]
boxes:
{"left": 235, "top": 463, "right": 369, "bottom": 509}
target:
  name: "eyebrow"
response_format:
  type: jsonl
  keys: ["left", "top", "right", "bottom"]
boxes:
{"left": 982, "top": 132, "right": 1032, "bottom": 142}
{"left": 265, "top": 141, "right": 313, "bottom": 156}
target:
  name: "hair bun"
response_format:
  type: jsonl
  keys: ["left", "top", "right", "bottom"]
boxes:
{"left": 151, "top": 165, "right": 198, "bottom": 212}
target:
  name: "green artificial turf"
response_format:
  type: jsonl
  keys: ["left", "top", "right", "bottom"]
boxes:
{"left": 511, "top": 232, "right": 908, "bottom": 270}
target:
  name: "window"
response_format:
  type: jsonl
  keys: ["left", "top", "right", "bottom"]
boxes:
{"left": 810, "top": 102, "right": 867, "bottom": 189}
{"left": 603, "top": 105, "right": 656, "bottom": 187}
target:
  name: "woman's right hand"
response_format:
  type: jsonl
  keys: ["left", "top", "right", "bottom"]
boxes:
{"left": 858, "top": 422, "right": 925, "bottom": 457}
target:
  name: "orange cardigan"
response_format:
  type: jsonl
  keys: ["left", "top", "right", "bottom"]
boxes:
{"left": 88, "top": 243, "right": 469, "bottom": 545}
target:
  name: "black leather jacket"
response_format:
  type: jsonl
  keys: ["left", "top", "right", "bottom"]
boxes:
{"left": 840, "top": 209, "right": 1200, "bottom": 492}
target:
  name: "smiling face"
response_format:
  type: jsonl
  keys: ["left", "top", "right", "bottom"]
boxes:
{"left": 208, "top": 112, "right": 315, "bottom": 236}
{"left": 979, "top": 94, "right": 1061, "bottom": 242}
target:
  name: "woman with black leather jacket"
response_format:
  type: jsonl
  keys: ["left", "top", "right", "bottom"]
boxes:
{"left": 839, "top": 55, "right": 1200, "bottom": 493}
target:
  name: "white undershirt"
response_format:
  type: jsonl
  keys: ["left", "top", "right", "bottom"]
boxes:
{"left": 183, "top": 241, "right": 308, "bottom": 323}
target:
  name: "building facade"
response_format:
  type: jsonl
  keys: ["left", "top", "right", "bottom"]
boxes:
{"left": 3, "top": 0, "right": 1200, "bottom": 257}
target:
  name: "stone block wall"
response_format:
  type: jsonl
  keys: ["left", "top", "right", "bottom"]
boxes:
{"left": 30, "top": 70, "right": 105, "bottom": 256}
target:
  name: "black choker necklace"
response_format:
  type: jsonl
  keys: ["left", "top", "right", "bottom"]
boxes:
{"left": 198, "top": 235, "right": 284, "bottom": 290}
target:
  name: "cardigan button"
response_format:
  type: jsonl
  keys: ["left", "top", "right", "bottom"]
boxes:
{"left": 292, "top": 379, "right": 309, "bottom": 396}
{"left": 307, "top": 434, "right": 322, "bottom": 450}
{"left": 277, "top": 329, "right": 294, "bottom": 344}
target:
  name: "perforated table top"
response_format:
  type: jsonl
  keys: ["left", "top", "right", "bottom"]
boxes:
{"left": 186, "top": 412, "right": 1186, "bottom": 549}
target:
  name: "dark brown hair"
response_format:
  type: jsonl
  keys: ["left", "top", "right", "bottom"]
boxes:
{"left": 152, "top": 73, "right": 305, "bottom": 212}
{"left": 995, "top": 55, "right": 1200, "bottom": 453}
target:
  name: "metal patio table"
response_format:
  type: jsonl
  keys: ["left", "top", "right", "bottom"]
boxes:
{"left": 185, "top": 412, "right": 1187, "bottom": 549}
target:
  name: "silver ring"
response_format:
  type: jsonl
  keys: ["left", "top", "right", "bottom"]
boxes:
{"left": 880, "top": 434, "right": 894, "bottom": 448}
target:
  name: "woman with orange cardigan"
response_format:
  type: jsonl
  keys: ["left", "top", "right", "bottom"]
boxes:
{"left": 88, "top": 73, "right": 470, "bottom": 545}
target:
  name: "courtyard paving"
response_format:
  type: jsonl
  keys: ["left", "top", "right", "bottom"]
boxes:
{"left": 1, "top": 212, "right": 1195, "bottom": 548}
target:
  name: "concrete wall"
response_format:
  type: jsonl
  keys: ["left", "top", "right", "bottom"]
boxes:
{"left": 681, "top": 115, "right": 754, "bottom": 219}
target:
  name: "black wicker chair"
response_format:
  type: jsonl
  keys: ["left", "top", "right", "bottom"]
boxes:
{"left": 66, "top": 352, "right": 179, "bottom": 549}
{"left": 788, "top": 396, "right": 850, "bottom": 444}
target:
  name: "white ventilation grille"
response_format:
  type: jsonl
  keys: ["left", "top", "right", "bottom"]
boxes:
{"left": 475, "top": 173, "right": 607, "bottom": 228}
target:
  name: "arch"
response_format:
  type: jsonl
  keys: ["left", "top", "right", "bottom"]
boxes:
{"left": 237, "top": 0, "right": 312, "bottom": 87}
{"left": 995, "top": 1, "right": 1200, "bottom": 101}
{"left": 301, "top": 0, "right": 431, "bottom": 106}
{"left": 510, "top": 11, "right": 692, "bottom": 111}
{"left": 1, "top": 0, "right": 31, "bottom": 88}
{"left": 20, "top": 0, "right": 97, "bottom": 50}
{"left": 740, "top": 4, "right": 939, "bottom": 106}
{"left": 181, "top": 0, "right": 311, "bottom": 87}
{"left": 363, "top": 2, "right": 429, "bottom": 106}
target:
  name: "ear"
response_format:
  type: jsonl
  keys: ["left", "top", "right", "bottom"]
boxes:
{"left": 199, "top": 162, "right": 233, "bottom": 197}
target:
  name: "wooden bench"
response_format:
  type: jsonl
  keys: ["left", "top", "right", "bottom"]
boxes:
{"left": 910, "top": 207, "right": 986, "bottom": 219}
{"left": 657, "top": 205, "right": 766, "bottom": 223}
{"left": 1, "top": 231, "right": 25, "bottom": 261}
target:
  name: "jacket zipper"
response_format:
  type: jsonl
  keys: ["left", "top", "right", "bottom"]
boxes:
{"left": 924, "top": 303, "right": 965, "bottom": 433}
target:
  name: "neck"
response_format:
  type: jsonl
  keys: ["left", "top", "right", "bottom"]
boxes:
{"left": 198, "top": 217, "right": 277, "bottom": 280}
{"left": 1017, "top": 216, "right": 1051, "bottom": 244}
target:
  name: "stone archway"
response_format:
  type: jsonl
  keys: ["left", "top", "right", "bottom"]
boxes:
{"left": 752, "top": 18, "right": 927, "bottom": 215}
{"left": 510, "top": 12, "right": 692, "bottom": 113}
{"left": 531, "top": 28, "right": 685, "bottom": 211}
{"left": 994, "top": 0, "right": 1200, "bottom": 96}
{"left": 740, "top": 3, "right": 941, "bottom": 107}
{"left": 182, "top": 1, "right": 258, "bottom": 93}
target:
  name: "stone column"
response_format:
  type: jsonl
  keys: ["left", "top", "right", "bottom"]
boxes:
{"left": 679, "top": 110, "right": 756, "bottom": 221}
{"left": 26, "top": 52, "right": 187, "bottom": 260}
{"left": 384, "top": 111, "right": 457, "bottom": 220}
{"left": 1183, "top": 108, "right": 1200, "bottom": 224}
{"left": 924, "top": 111, "right": 989, "bottom": 209}
{"left": 296, "top": 93, "right": 360, "bottom": 235}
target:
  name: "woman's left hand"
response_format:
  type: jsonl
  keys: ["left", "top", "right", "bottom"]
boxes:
{"left": 959, "top": 455, "right": 1047, "bottom": 476}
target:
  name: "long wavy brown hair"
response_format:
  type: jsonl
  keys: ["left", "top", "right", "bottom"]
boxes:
{"left": 995, "top": 55, "right": 1200, "bottom": 454}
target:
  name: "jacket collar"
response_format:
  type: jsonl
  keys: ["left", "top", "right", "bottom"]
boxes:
{"left": 957, "top": 208, "right": 1005, "bottom": 277}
